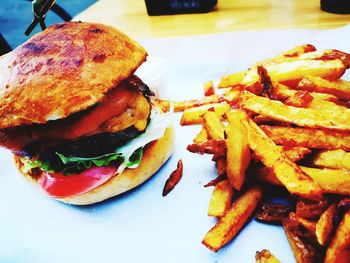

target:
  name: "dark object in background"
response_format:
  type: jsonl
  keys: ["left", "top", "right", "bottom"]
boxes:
{"left": 0, "top": 34, "right": 12, "bottom": 56}
{"left": 321, "top": 0, "right": 350, "bottom": 14}
{"left": 145, "top": 0, "right": 217, "bottom": 15}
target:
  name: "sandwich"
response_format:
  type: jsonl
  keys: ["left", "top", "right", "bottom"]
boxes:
{"left": 0, "top": 21, "right": 174, "bottom": 205}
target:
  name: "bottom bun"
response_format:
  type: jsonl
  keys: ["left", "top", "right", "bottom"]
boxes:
{"left": 15, "top": 126, "right": 174, "bottom": 205}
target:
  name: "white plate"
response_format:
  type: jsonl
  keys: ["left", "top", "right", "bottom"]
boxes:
{"left": 1, "top": 25, "right": 350, "bottom": 263}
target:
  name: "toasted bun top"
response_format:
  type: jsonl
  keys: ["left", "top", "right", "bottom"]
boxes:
{"left": 0, "top": 22, "right": 147, "bottom": 129}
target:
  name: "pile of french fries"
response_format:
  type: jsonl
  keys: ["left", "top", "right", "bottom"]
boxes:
{"left": 157, "top": 44, "right": 350, "bottom": 262}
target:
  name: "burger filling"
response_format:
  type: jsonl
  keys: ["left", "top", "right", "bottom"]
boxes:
{"left": 1, "top": 76, "right": 170, "bottom": 180}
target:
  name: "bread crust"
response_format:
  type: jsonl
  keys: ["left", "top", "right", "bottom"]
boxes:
{"left": 0, "top": 22, "right": 147, "bottom": 129}
{"left": 15, "top": 126, "right": 174, "bottom": 205}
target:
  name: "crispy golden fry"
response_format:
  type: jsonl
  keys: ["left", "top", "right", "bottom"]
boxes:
{"left": 260, "top": 125, "right": 350, "bottom": 151}
{"left": 207, "top": 180, "right": 233, "bottom": 217}
{"left": 284, "top": 90, "right": 313, "bottom": 108}
{"left": 243, "top": 118, "right": 322, "bottom": 198}
{"left": 162, "top": 159, "right": 183, "bottom": 196}
{"left": 193, "top": 127, "right": 208, "bottom": 143}
{"left": 298, "top": 76, "right": 350, "bottom": 101}
{"left": 202, "top": 111, "right": 225, "bottom": 140}
{"left": 253, "top": 167, "right": 283, "bottom": 186}
{"left": 301, "top": 167, "right": 350, "bottom": 196}
{"left": 308, "top": 96, "right": 349, "bottom": 112}
{"left": 180, "top": 102, "right": 230, "bottom": 125}
{"left": 216, "top": 157, "right": 227, "bottom": 178}
{"left": 155, "top": 95, "right": 222, "bottom": 112}
{"left": 223, "top": 89, "right": 241, "bottom": 103}
{"left": 272, "top": 44, "right": 316, "bottom": 60}
{"left": 218, "top": 71, "right": 246, "bottom": 88}
{"left": 256, "top": 166, "right": 350, "bottom": 196}
{"left": 284, "top": 49, "right": 350, "bottom": 64}
{"left": 225, "top": 110, "right": 250, "bottom": 190}
{"left": 275, "top": 84, "right": 348, "bottom": 112}
{"left": 202, "top": 186, "right": 263, "bottom": 252}
{"left": 241, "top": 59, "right": 346, "bottom": 87}
{"left": 190, "top": 139, "right": 310, "bottom": 162}
{"left": 312, "top": 149, "right": 350, "bottom": 170}
{"left": 272, "top": 83, "right": 338, "bottom": 102}
{"left": 295, "top": 198, "right": 330, "bottom": 220}
{"left": 240, "top": 91, "right": 350, "bottom": 131}
{"left": 219, "top": 47, "right": 349, "bottom": 89}
{"left": 219, "top": 45, "right": 317, "bottom": 89}
{"left": 187, "top": 139, "right": 226, "bottom": 156}
{"left": 316, "top": 204, "right": 336, "bottom": 246}
{"left": 280, "top": 146, "right": 311, "bottom": 162}
{"left": 289, "top": 212, "right": 317, "bottom": 234}
{"left": 203, "top": 80, "right": 215, "bottom": 96}
{"left": 255, "top": 249, "right": 281, "bottom": 263}
{"left": 282, "top": 218, "right": 323, "bottom": 263}
{"left": 324, "top": 210, "right": 350, "bottom": 263}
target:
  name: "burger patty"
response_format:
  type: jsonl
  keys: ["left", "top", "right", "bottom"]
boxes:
{"left": 32, "top": 126, "right": 142, "bottom": 172}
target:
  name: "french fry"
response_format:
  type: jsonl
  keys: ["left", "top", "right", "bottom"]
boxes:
{"left": 243, "top": 118, "right": 322, "bottom": 198}
{"left": 316, "top": 204, "right": 336, "bottom": 246}
{"left": 272, "top": 82, "right": 338, "bottom": 102}
{"left": 283, "top": 90, "right": 313, "bottom": 108}
{"left": 189, "top": 139, "right": 310, "bottom": 163}
{"left": 193, "top": 127, "right": 208, "bottom": 143}
{"left": 272, "top": 44, "right": 316, "bottom": 60}
{"left": 219, "top": 45, "right": 317, "bottom": 89}
{"left": 282, "top": 217, "right": 323, "bottom": 263}
{"left": 216, "top": 157, "right": 227, "bottom": 178}
{"left": 218, "top": 71, "right": 246, "bottom": 88}
{"left": 180, "top": 102, "right": 230, "bottom": 125}
{"left": 256, "top": 166, "right": 350, "bottom": 196}
{"left": 162, "top": 159, "right": 183, "bottom": 196}
{"left": 260, "top": 125, "right": 350, "bottom": 150}
{"left": 298, "top": 76, "right": 350, "bottom": 101}
{"left": 219, "top": 47, "right": 349, "bottom": 89}
{"left": 202, "top": 111, "right": 225, "bottom": 140}
{"left": 202, "top": 186, "right": 263, "bottom": 252}
{"left": 240, "top": 90, "right": 350, "bottom": 131}
{"left": 225, "top": 110, "right": 250, "bottom": 190}
{"left": 184, "top": 46, "right": 350, "bottom": 259}
{"left": 284, "top": 49, "right": 350, "bottom": 64}
{"left": 187, "top": 139, "right": 226, "bottom": 156}
{"left": 207, "top": 179, "right": 233, "bottom": 217}
{"left": 289, "top": 212, "right": 317, "bottom": 234}
{"left": 324, "top": 210, "right": 350, "bottom": 263}
{"left": 312, "top": 149, "right": 350, "bottom": 170}
{"left": 308, "top": 96, "right": 349, "bottom": 112}
{"left": 295, "top": 198, "right": 330, "bottom": 220}
{"left": 301, "top": 167, "right": 350, "bottom": 196}
{"left": 203, "top": 80, "right": 215, "bottom": 96}
{"left": 255, "top": 249, "right": 281, "bottom": 263}
{"left": 241, "top": 59, "right": 346, "bottom": 87}
{"left": 223, "top": 88, "right": 241, "bottom": 103}
{"left": 280, "top": 146, "right": 311, "bottom": 162}
{"left": 155, "top": 95, "right": 222, "bottom": 112}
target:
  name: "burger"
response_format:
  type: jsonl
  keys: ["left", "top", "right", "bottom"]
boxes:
{"left": 0, "top": 22, "right": 174, "bottom": 205}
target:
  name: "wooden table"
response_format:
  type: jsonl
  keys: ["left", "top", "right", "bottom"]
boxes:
{"left": 74, "top": 0, "right": 350, "bottom": 38}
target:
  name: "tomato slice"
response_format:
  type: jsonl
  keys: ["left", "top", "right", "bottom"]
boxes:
{"left": 38, "top": 166, "right": 118, "bottom": 198}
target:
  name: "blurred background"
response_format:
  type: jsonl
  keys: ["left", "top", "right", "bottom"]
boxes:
{"left": 0, "top": 0, "right": 96, "bottom": 49}
{"left": 1, "top": 0, "right": 350, "bottom": 52}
